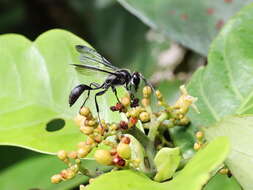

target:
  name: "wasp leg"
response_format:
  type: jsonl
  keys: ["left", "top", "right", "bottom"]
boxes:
{"left": 95, "top": 89, "right": 108, "bottom": 124}
{"left": 111, "top": 86, "right": 120, "bottom": 103}
{"left": 81, "top": 82, "right": 101, "bottom": 108}
{"left": 139, "top": 73, "right": 155, "bottom": 92}
{"left": 125, "top": 83, "right": 135, "bottom": 100}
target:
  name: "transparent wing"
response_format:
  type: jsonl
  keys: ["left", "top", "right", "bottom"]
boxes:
{"left": 75, "top": 45, "right": 118, "bottom": 71}
{"left": 72, "top": 64, "right": 117, "bottom": 76}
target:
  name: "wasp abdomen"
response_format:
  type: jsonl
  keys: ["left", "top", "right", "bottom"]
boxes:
{"left": 69, "top": 84, "right": 92, "bottom": 107}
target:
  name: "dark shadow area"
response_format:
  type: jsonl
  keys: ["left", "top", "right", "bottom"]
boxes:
{"left": 0, "top": 146, "right": 39, "bottom": 171}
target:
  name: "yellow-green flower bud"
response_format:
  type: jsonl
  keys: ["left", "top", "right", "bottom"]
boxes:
{"left": 196, "top": 131, "right": 204, "bottom": 140}
{"left": 117, "top": 142, "right": 131, "bottom": 159}
{"left": 51, "top": 174, "right": 62, "bottom": 184}
{"left": 57, "top": 150, "right": 67, "bottom": 160}
{"left": 80, "top": 126, "right": 94, "bottom": 135}
{"left": 94, "top": 149, "right": 113, "bottom": 165}
{"left": 139, "top": 112, "right": 150, "bottom": 123}
{"left": 143, "top": 86, "right": 152, "bottom": 98}
{"left": 121, "top": 96, "right": 130, "bottom": 107}
{"left": 80, "top": 107, "right": 91, "bottom": 117}
{"left": 77, "top": 146, "right": 91, "bottom": 158}
{"left": 141, "top": 98, "right": 150, "bottom": 107}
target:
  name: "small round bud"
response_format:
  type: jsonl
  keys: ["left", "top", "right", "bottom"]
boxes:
{"left": 158, "top": 100, "right": 163, "bottom": 106}
{"left": 113, "top": 155, "right": 126, "bottom": 167}
{"left": 64, "top": 169, "right": 75, "bottom": 179}
{"left": 51, "top": 174, "right": 62, "bottom": 184}
{"left": 219, "top": 168, "right": 229, "bottom": 175}
{"left": 74, "top": 114, "right": 85, "bottom": 126}
{"left": 77, "top": 146, "right": 91, "bottom": 158}
{"left": 60, "top": 169, "right": 68, "bottom": 179}
{"left": 110, "top": 123, "right": 118, "bottom": 131}
{"left": 88, "top": 119, "right": 97, "bottom": 126}
{"left": 57, "top": 150, "right": 67, "bottom": 160}
{"left": 80, "top": 126, "right": 94, "bottom": 135}
{"left": 86, "top": 137, "right": 95, "bottom": 145}
{"left": 119, "top": 121, "right": 128, "bottom": 130}
{"left": 115, "top": 103, "right": 123, "bottom": 111}
{"left": 68, "top": 151, "right": 78, "bottom": 159}
{"left": 117, "top": 143, "right": 131, "bottom": 159}
{"left": 141, "top": 98, "right": 150, "bottom": 107}
{"left": 110, "top": 106, "right": 117, "bottom": 111}
{"left": 143, "top": 86, "right": 152, "bottom": 98}
{"left": 196, "top": 131, "right": 204, "bottom": 140}
{"left": 121, "top": 136, "right": 131, "bottom": 144}
{"left": 94, "top": 135, "right": 103, "bottom": 143}
{"left": 130, "top": 98, "right": 139, "bottom": 107}
{"left": 70, "top": 164, "right": 79, "bottom": 173}
{"left": 194, "top": 142, "right": 202, "bottom": 151}
{"left": 139, "top": 112, "right": 150, "bottom": 123}
{"left": 155, "top": 90, "right": 163, "bottom": 100}
{"left": 94, "top": 149, "right": 113, "bottom": 165}
{"left": 121, "top": 96, "right": 130, "bottom": 107}
{"left": 129, "top": 117, "right": 138, "bottom": 127}
{"left": 80, "top": 107, "right": 91, "bottom": 117}
{"left": 89, "top": 178, "right": 95, "bottom": 184}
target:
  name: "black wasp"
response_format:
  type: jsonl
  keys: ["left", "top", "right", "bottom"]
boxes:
{"left": 69, "top": 45, "right": 153, "bottom": 121}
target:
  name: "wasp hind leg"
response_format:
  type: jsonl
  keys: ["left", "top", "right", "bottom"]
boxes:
{"left": 81, "top": 82, "right": 101, "bottom": 108}
{"left": 94, "top": 89, "right": 108, "bottom": 124}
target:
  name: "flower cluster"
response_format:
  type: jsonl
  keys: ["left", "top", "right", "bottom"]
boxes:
{"left": 51, "top": 85, "right": 198, "bottom": 184}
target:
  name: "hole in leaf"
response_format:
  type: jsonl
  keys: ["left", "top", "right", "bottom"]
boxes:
{"left": 46, "top": 118, "right": 65, "bottom": 132}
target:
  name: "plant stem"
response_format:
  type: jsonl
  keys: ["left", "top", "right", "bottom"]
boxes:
{"left": 124, "top": 127, "right": 157, "bottom": 177}
{"left": 148, "top": 111, "right": 169, "bottom": 141}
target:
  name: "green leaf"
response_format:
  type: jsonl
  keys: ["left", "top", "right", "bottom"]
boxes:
{"left": 85, "top": 137, "right": 230, "bottom": 190}
{"left": 205, "top": 115, "right": 253, "bottom": 190}
{"left": 117, "top": 0, "right": 252, "bottom": 55}
{"left": 0, "top": 155, "right": 89, "bottom": 190}
{"left": 0, "top": 29, "right": 121, "bottom": 153}
{"left": 188, "top": 3, "right": 253, "bottom": 127}
{"left": 154, "top": 147, "right": 181, "bottom": 182}
{"left": 186, "top": 4, "right": 253, "bottom": 189}
{"left": 204, "top": 174, "right": 241, "bottom": 190}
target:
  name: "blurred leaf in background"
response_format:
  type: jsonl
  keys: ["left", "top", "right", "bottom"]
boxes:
{"left": 117, "top": 0, "right": 253, "bottom": 55}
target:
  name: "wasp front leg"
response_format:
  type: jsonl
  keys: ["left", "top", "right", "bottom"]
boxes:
{"left": 111, "top": 86, "right": 120, "bottom": 103}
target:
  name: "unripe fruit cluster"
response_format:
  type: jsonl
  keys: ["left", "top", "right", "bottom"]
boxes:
{"left": 52, "top": 85, "right": 198, "bottom": 184}
{"left": 94, "top": 136, "right": 131, "bottom": 167}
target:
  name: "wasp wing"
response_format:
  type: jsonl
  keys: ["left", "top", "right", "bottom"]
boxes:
{"left": 72, "top": 64, "right": 117, "bottom": 76}
{"left": 75, "top": 45, "right": 118, "bottom": 71}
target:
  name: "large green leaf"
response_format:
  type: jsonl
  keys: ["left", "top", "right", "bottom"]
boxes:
{"left": 0, "top": 29, "right": 121, "bottom": 154}
{"left": 85, "top": 137, "right": 230, "bottom": 190}
{"left": 0, "top": 155, "right": 90, "bottom": 190}
{"left": 205, "top": 115, "right": 253, "bottom": 190}
{"left": 186, "top": 3, "right": 253, "bottom": 189}
{"left": 188, "top": 3, "right": 253, "bottom": 127}
{"left": 117, "top": 0, "right": 253, "bottom": 55}
{"left": 204, "top": 173, "right": 241, "bottom": 190}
